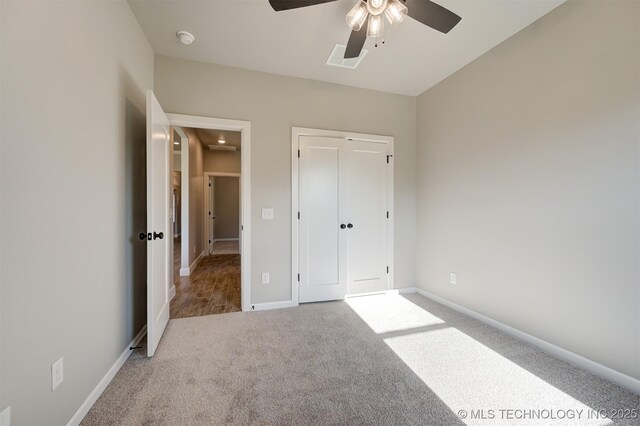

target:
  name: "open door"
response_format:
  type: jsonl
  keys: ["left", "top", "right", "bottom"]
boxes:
{"left": 209, "top": 176, "right": 216, "bottom": 254}
{"left": 146, "top": 90, "right": 171, "bottom": 357}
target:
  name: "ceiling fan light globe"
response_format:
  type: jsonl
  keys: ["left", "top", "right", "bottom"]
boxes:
{"left": 346, "top": 1, "right": 368, "bottom": 31}
{"left": 367, "top": 14, "right": 384, "bottom": 38}
{"left": 384, "top": 0, "right": 408, "bottom": 26}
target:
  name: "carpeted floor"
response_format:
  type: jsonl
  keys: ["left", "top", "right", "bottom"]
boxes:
{"left": 82, "top": 293, "right": 639, "bottom": 425}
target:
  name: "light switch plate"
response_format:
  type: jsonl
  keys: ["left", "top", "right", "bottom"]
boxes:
{"left": 449, "top": 272, "right": 457, "bottom": 285}
{"left": 261, "top": 272, "right": 270, "bottom": 284}
{"left": 52, "top": 357, "right": 64, "bottom": 391}
{"left": 261, "top": 208, "right": 274, "bottom": 220}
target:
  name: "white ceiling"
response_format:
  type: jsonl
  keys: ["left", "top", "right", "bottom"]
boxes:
{"left": 129, "top": 0, "right": 565, "bottom": 96}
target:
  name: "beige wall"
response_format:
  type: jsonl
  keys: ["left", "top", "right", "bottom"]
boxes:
{"left": 184, "top": 128, "right": 205, "bottom": 265}
{"left": 214, "top": 177, "right": 240, "bottom": 240}
{"left": 416, "top": 0, "right": 639, "bottom": 380}
{"left": 0, "top": 1, "right": 154, "bottom": 424}
{"left": 204, "top": 150, "right": 241, "bottom": 174}
{"left": 155, "top": 56, "right": 417, "bottom": 304}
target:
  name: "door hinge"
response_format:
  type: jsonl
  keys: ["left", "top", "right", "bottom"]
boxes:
{"left": 209, "top": 240, "right": 211, "bottom": 244}
{"left": 241, "top": 225, "right": 244, "bottom": 231}
{"left": 386, "top": 155, "right": 393, "bottom": 164}
{"left": 297, "top": 273, "right": 300, "bottom": 282}
{"left": 209, "top": 182, "right": 211, "bottom": 187}
{"left": 297, "top": 149, "right": 300, "bottom": 158}
{"left": 386, "top": 211, "right": 389, "bottom": 219}
{"left": 298, "top": 211, "right": 300, "bottom": 220}
{"left": 209, "top": 211, "right": 211, "bottom": 216}
{"left": 387, "top": 266, "right": 389, "bottom": 274}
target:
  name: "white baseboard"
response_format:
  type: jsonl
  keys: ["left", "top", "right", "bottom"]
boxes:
{"left": 250, "top": 300, "right": 298, "bottom": 311}
{"left": 180, "top": 250, "right": 205, "bottom": 276}
{"left": 213, "top": 238, "right": 239, "bottom": 242}
{"left": 0, "top": 406, "right": 10, "bottom": 426}
{"left": 66, "top": 325, "right": 147, "bottom": 426}
{"left": 169, "top": 284, "right": 176, "bottom": 301}
{"left": 401, "top": 287, "right": 640, "bottom": 394}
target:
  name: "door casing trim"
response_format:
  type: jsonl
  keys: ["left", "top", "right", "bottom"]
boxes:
{"left": 167, "top": 113, "right": 251, "bottom": 312}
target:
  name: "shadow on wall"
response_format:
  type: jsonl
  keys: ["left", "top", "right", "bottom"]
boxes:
{"left": 123, "top": 69, "right": 147, "bottom": 340}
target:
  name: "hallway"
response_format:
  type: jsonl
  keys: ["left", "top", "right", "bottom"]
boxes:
{"left": 171, "top": 253, "right": 241, "bottom": 319}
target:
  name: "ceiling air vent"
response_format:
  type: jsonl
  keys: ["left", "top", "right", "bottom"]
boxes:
{"left": 326, "top": 44, "right": 368, "bottom": 69}
{"left": 208, "top": 145, "right": 238, "bottom": 152}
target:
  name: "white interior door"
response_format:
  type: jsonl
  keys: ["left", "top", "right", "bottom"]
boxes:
{"left": 345, "top": 140, "right": 389, "bottom": 295}
{"left": 298, "top": 136, "right": 347, "bottom": 303}
{"left": 210, "top": 177, "right": 216, "bottom": 253}
{"left": 146, "top": 90, "right": 171, "bottom": 357}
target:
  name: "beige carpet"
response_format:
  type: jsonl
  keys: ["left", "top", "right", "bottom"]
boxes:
{"left": 82, "top": 294, "right": 639, "bottom": 425}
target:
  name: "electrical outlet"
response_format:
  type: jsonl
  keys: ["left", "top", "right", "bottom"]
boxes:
{"left": 449, "top": 272, "right": 457, "bottom": 285}
{"left": 261, "top": 272, "right": 270, "bottom": 284}
{"left": 51, "top": 357, "right": 64, "bottom": 391}
{"left": 0, "top": 406, "right": 10, "bottom": 426}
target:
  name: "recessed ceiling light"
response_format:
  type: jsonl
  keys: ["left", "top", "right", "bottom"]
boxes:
{"left": 176, "top": 31, "right": 195, "bottom": 45}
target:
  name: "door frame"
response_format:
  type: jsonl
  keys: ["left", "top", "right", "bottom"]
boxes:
{"left": 167, "top": 114, "right": 252, "bottom": 312}
{"left": 204, "top": 172, "right": 241, "bottom": 254}
{"left": 291, "top": 127, "right": 395, "bottom": 304}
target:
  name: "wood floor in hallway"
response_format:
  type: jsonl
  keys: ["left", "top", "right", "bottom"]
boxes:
{"left": 171, "top": 254, "right": 241, "bottom": 319}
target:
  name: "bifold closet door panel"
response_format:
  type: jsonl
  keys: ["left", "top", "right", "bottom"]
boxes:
{"left": 346, "top": 141, "right": 389, "bottom": 295}
{"left": 298, "top": 136, "right": 348, "bottom": 303}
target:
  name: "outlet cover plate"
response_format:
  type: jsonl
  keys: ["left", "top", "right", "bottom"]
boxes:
{"left": 52, "top": 357, "right": 64, "bottom": 391}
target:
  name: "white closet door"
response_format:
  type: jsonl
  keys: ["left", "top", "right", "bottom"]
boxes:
{"left": 346, "top": 140, "right": 389, "bottom": 295}
{"left": 298, "top": 136, "right": 348, "bottom": 303}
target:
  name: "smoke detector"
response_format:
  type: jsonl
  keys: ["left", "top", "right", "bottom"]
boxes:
{"left": 176, "top": 31, "right": 195, "bottom": 45}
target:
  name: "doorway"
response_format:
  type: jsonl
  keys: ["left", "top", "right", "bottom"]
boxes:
{"left": 205, "top": 173, "right": 241, "bottom": 255}
{"left": 168, "top": 117, "right": 251, "bottom": 319}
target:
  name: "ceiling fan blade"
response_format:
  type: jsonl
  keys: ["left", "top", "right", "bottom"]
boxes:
{"left": 268, "top": 0, "right": 337, "bottom": 11}
{"left": 403, "top": 0, "right": 461, "bottom": 34}
{"left": 344, "top": 18, "right": 369, "bottom": 59}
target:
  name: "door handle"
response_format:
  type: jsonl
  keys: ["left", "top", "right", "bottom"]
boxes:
{"left": 340, "top": 224, "right": 346, "bottom": 229}
{"left": 153, "top": 232, "right": 164, "bottom": 240}
{"left": 347, "top": 223, "right": 353, "bottom": 229}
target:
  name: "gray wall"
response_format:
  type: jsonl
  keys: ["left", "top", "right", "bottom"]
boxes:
{"left": 155, "top": 56, "right": 417, "bottom": 304}
{"left": 214, "top": 177, "right": 240, "bottom": 240}
{"left": 416, "top": 0, "right": 639, "bottom": 380}
{"left": 0, "top": 1, "right": 154, "bottom": 424}
{"left": 185, "top": 128, "right": 205, "bottom": 265}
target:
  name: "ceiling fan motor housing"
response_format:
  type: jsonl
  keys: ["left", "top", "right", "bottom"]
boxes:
{"left": 367, "top": 0, "right": 388, "bottom": 15}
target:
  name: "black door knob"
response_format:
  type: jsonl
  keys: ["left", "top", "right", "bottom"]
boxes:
{"left": 347, "top": 223, "right": 353, "bottom": 229}
{"left": 153, "top": 231, "right": 164, "bottom": 240}
{"left": 139, "top": 233, "right": 147, "bottom": 241}
{"left": 340, "top": 224, "right": 346, "bottom": 229}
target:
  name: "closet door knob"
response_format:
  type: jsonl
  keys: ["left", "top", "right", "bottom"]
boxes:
{"left": 153, "top": 232, "right": 164, "bottom": 240}
{"left": 347, "top": 223, "right": 353, "bottom": 229}
{"left": 340, "top": 224, "right": 346, "bottom": 229}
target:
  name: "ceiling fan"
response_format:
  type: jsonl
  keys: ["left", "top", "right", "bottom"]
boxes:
{"left": 268, "top": 0, "right": 461, "bottom": 59}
